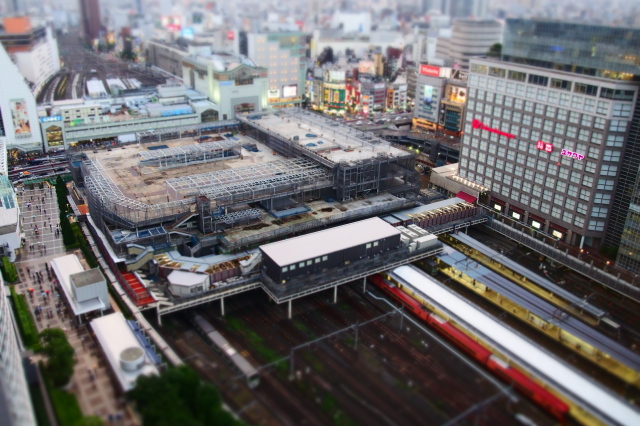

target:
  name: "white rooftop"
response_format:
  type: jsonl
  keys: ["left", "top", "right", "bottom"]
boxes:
{"left": 50, "top": 254, "right": 105, "bottom": 316}
{"left": 91, "top": 313, "right": 159, "bottom": 392}
{"left": 167, "top": 270, "right": 208, "bottom": 287}
{"left": 260, "top": 217, "right": 400, "bottom": 266}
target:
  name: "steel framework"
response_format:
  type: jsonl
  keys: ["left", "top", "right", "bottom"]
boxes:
{"left": 138, "top": 140, "right": 241, "bottom": 169}
{"left": 166, "top": 158, "right": 330, "bottom": 198}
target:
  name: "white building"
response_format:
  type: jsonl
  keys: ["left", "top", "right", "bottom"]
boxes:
{"left": 0, "top": 275, "right": 36, "bottom": 426}
{"left": 10, "top": 27, "right": 60, "bottom": 97}
{"left": 0, "top": 45, "right": 44, "bottom": 152}
{"left": 247, "top": 32, "right": 305, "bottom": 108}
{"left": 0, "top": 17, "right": 60, "bottom": 98}
{"left": 0, "top": 173, "right": 22, "bottom": 261}
{"left": 332, "top": 11, "right": 371, "bottom": 35}
{"left": 182, "top": 53, "right": 268, "bottom": 120}
{"left": 50, "top": 255, "right": 110, "bottom": 323}
{"left": 167, "top": 270, "right": 210, "bottom": 297}
{"left": 91, "top": 312, "right": 159, "bottom": 392}
{"left": 436, "top": 19, "right": 502, "bottom": 69}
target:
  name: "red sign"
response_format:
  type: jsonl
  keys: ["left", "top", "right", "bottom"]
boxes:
{"left": 227, "top": 30, "right": 235, "bottom": 40}
{"left": 420, "top": 64, "right": 440, "bottom": 77}
{"left": 536, "top": 140, "right": 554, "bottom": 153}
{"left": 471, "top": 119, "right": 515, "bottom": 139}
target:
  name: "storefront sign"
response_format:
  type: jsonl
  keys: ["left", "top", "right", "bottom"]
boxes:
{"left": 471, "top": 119, "right": 515, "bottom": 139}
{"left": 511, "top": 211, "right": 522, "bottom": 220}
{"left": 162, "top": 107, "right": 193, "bottom": 117}
{"left": 531, "top": 220, "right": 542, "bottom": 229}
{"left": 40, "top": 116, "right": 62, "bottom": 123}
{"left": 536, "top": 140, "right": 554, "bottom": 153}
{"left": 561, "top": 149, "right": 585, "bottom": 160}
{"left": 420, "top": 64, "right": 440, "bottom": 77}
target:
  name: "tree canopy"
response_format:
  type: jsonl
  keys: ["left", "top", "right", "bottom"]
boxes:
{"left": 487, "top": 43, "right": 502, "bottom": 58}
{"left": 127, "top": 366, "right": 243, "bottom": 426}
{"left": 39, "top": 328, "right": 75, "bottom": 387}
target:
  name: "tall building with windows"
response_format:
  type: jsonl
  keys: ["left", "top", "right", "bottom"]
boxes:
{"left": 247, "top": 32, "right": 306, "bottom": 108}
{"left": 79, "top": 0, "right": 102, "bottom": 41}
{"left": 0, "top": 17, "right": 61, "bottom": 97}
{"left": 459, "top": 19, "right": 640, "bottom": 251}
{"left": 0, "top": 275, "right": 36, "bottom": 426}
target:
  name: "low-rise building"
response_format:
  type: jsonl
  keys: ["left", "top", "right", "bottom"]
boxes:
{"left": 182, "top": 53, "right": 268, "bottom": 120}
{"left": 38, "top": 83, "right": 220, "bottom": 150}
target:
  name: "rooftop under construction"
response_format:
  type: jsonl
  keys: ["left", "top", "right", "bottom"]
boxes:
{"left": 80, "top": 108, "right": 421, "bottom": 255}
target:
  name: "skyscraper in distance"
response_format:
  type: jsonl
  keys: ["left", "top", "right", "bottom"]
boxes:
{"left": 79, "top": 0, "right": 102, "bottom": 41}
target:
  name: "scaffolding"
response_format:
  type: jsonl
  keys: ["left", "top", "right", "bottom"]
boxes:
{"left": 166, "top": 158, "right": 330, "bottom": 199}
{"left": 138, "top": 140, "right": 242, "bottom": 169}
{"left": 136, "top": 120, "right": 240, "bottom": 144}
{"left": 84, "top": 159, "right": 192, "bottom": 229}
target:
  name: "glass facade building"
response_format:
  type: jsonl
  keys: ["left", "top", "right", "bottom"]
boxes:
{"left": 502, "top": 19, "right": 640, "bottom": 79}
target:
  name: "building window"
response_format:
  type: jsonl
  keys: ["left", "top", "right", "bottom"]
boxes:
{"left": 591, "top": 207, "right": 608, "bottom": 218}
{"left": 507, "top": 70, "right": 526, "bottom": 82}
{"left": 606, "top": 135, "right": 624, "bottom": 147}
{"left": 587, "top": 147, "right": 600, "bottom": 159}
{"left": 322, "top": 255, "right": 328, "bottom": 261}
{"left": 588, "top": 220, "right": 606, "bottom": 231}
{"left": 574, "top": 83, "right": 598, "bottom": 96}
{"left": 528, "top": 74, "right": 549, "bottom": 86}
{"left": 600, "top": 88, "right": 635, "bottom": 101}
{"left": 299, "top": 262, "right": 305, "bottom": 268}
{"left": 612, "top": 103, "right": 632, "bottom": 118}
{"left": 290, "top": 264, "right": 296, "bottom": 270}
{"left": 282, "top": 266, "right": 288, "bottom": 272}
{"left": 488, "top": 67, "right": 506, "bottom": 78}
{"left": 315, "top": 258, "right": 321, "bottom": 263}
{"left": 610, "top": 120, "right": 628, "bottom": 132}
{"left": 600, "top": 165, "right": 617, "bottom": 176}
{"left": 594, "top": 193, "right": 611, "bottom": 204}
{"left": 596, "top": 101, "right": 609, "bottom": 115}
{"left": 577, "top": 203, "right": 588, "bottom": 214}
{"left": 603, "top": 150, "right": 621, "bottom": 162}
{"left": 574, "top": 216, "right": 585, "bottom": 228}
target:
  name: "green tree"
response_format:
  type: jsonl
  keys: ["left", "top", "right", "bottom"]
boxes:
{"left": 74, "top": 415, "right": 105, "bottom": 426}
{"left": 120, "top": 49, "right": 137, "bottom": 62}
{"left": 487, "top": 43, "right": 502, "bottom": 58}
{"left": 39, "top": 329, "right": 75, "bottom": 387}
{"left": 1, "top": 257, "right": 18, "bottom": 282}
{"left": 127, "top": 366, "right": 242, "bottom": 426}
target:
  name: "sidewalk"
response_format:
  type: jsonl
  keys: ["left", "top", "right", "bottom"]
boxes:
{"left": 15, "top": 184, "right": 137, "bottom": 425}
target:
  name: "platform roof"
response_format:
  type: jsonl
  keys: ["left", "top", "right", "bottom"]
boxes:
{"left": 91, "top": 312, "right": 159, "bottom": 392}
{"left": 392, "top": 265, "right": 640, "bottom": 426}
{"left": 260, "top": 216, "right": 400, "bottom": 266}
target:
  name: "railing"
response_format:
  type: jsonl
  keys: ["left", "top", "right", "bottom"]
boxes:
{"left": 484, "top": 218, "right": 640, "bottom": 303}
{"left": 260, "top": 244, "right": 444, "bottom": 303}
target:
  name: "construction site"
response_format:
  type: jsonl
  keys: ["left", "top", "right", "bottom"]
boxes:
{"left": 73, "top": 108, "right": 486, "bottom": 312}
{"left": 79, "top": 108, "right": 423, "bottom": 254}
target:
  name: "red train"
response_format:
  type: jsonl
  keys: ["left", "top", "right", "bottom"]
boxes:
{"left": 368, "top": 274, "right": 570, "bottom": 422}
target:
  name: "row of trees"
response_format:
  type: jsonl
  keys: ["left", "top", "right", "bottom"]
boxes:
{"left": 127, "top": 366, "right": 243, "bottom": 426}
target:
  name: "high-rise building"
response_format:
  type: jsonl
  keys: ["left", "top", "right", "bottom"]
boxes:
{"left": 79, "top": 0, "right": 102, "bottom": 41}
{"left": 0, "top": 17, "right": 61, "bottom": 97}
{"left": 617, "top": 165, "right": 640, "bottom": 272}
{"left": 0, "top": 44, "right": 44, "bottom": 152}
{"left": 441, "top": 0, "right": 487, "bottom": 19}
{"left": 458, "top": 19, "right": 640, "bottom": 252}
{"left": 0, "top": 275, "right": 36, "bottom": 426}
{"left": 247, "top": 32, "right": 306, "bottom": 108}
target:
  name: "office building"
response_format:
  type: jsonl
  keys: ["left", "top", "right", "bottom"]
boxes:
{"left": 79, "top": 0, "right": 102, "bottom": 41}
{"left": 617, "top": 166, "right": 640, "bottom": 272}
{"left": 0, "top": 17, "right": 60, "bottom": 97}
{"left": 0, "top": 275, "right": 36, "bottom": 426}
{"left": 247, "top": 32, "right": 306, "bottom": 108}
{"left": 462, "top": 58, "right": 637, "bottom": 248}
{"left": 501, "top": 19, "right": 640, "bottom": 253}
{"left": 182, "top": 53, "right": 268, "bottom": 120}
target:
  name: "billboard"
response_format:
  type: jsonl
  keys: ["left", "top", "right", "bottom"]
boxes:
{"left": 181, "top": 28, "right": 194, "bottom": 40}
{"left": 419, "top": 64, "right": 440, "bottom": 77}
{"left": 282, "top": 84, "right": 298, "bottom": 98}
{"left": 161, "top": 16, "right": 181, "bottom": 32}
{"left": 268, "top": 89, "right": 280, "bottom": 99}
{"left": 445, "top": 85, "right": 467, "bottom": 103}
{"left": 10, "top": 99, "right": 31, "bottom": 137}
{"left": 423, "top": 85, "right": 434, "bottom": 109}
